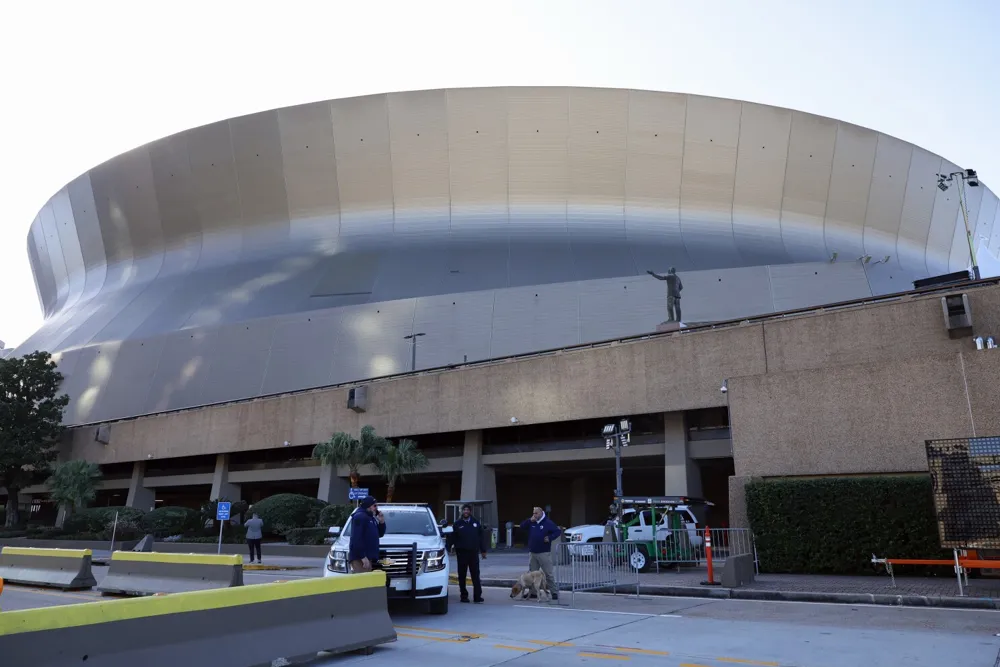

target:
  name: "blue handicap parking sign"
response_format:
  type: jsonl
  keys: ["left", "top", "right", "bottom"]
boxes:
{"left": 348, "top": 488, "right": 369, "bottom": 501}
{"left": 216, "top": 501, "right": 232, "bottom": 521}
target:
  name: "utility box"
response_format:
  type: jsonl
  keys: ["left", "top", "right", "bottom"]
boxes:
{"left": 941, "top": 293, "right": 973, "bottom": 339}
{"left": 347, "top": 385, "right": 368, "bottom": 413}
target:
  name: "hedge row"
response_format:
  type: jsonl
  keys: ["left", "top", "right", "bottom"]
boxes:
{"left": 286, "top": 527, "right": 333, "bottom": 545}
{"left": 746, "top": 475, "right": 942, "bottom": 575}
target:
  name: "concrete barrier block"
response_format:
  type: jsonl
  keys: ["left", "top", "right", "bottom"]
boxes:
{"left": 0, "top": 571, "right": 396, "bottom": 667}
{"left": 0, "top": 547, "right": 97, "bottom": 590}
{"left": 98, "top": 551, "right": 243, "bottom": 596}
{"left": 721, "top": 554, "right": 756, "bottom": 588}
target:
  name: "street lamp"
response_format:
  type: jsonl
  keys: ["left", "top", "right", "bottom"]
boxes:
{"left": 603, "top": 418, "right": 631, "bottom": 513}
{"left": 937, "top": 169, "right": 981, "bottom": 280}
{"left": 403, "top": 332, "right": 426, "bottom": 372}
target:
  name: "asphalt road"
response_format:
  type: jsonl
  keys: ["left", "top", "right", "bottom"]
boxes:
{"left": 3, "top": 555, "right": 999, "bottom": 666}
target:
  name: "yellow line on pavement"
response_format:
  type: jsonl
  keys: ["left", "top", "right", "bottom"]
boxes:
{"left": 396, "top": 632, "right": 471, "bottom": 644}
{"left": 494, "top": 644, "right": 539, "bottom": 652}
{"left": 527, "top": 639, "right": 574, "bottom": 647}
{"left": 394, "top": 624, "right": 485, "bottom": 638}
{"left": 679, "top": 663, "right": 712, "bottom": 667}
{"left": 597, "top": 645, "right": 670, "bottom": 657}
{"left": 717, "top": 659, "right": 780, "bottom": 666}
{"left": 579, "top": 652, "right": 631, "bottom": 660}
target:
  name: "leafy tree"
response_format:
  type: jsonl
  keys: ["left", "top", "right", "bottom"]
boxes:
{"left": 0, "top": 351, "right": 69, "bottom": 528}
{"left": 47, "top": 459, "right": 102, "bottom": 524}
{"left": 311, "top": 425, "right": 388, "bottom": 488}
{"left": 373, "top": 439, "right": 428, "bottom": 502}
{"left": 201, "top": 497, "right": 249, "bottom": 527}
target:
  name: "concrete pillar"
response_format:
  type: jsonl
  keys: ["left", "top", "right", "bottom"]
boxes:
{"left": 460, "top": 430, "right": 499, "bottom": 529}
{"left": 318, "top": 464, "right": 350, "bottom": 505}
{"left": 437, "top": 480, "right": 451, "bottom": 520}
{"left": 728, "top": 475, "right": 760, "bottom": 529}
{"left": 126, "top": 461, "right": 156, "bottom": 511}
{"left": 664, "top": 412, "right": 702, "bottom": 497}
{"left": 210, "top": 454, "right": 241, "bottom": 502}
{"left": 570, "top": 477, "right": 587, "bottom": 527}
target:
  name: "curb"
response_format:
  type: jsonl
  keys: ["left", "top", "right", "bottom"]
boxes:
{"left": 456, "top": 577, "right": 1000, "bottom": 611}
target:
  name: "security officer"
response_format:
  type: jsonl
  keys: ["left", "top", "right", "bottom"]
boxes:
{"left": 447, "top": 503, "right": 487, "bottom": 603}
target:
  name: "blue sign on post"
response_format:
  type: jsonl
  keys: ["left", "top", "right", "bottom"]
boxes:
{"left": 348, "top": 488, "right": 369, "bottom": 501}
{"left": 216, "top": 501, "right": 232, "bottom": 521}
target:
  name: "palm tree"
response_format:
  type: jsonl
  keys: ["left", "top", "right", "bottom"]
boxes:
{"left": 372, "top": 439, "right": 428, "bottom": 502}
{"left": 47, "top": 460, "right": 102, "bottom": 525}
{"left": 311, "top": 425, "right": 388, "bottom": 488}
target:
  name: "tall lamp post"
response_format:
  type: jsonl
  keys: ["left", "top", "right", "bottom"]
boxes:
{"left": 403, "top": 332, "right": 425, "bottom": 372}
{"left": 937, "top": 169, "right": 982, "bottom": 280}
{"left": 603, "top": 418, "right": 632, "bottom": 518}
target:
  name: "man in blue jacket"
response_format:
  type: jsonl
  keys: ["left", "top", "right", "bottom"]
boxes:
{"left": 520, "top": 506, "right": 561, "bottom": 600}
{"left": 348, "top": 495, "right": 386, "bottom": 573}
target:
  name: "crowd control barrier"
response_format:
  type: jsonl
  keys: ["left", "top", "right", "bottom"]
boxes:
{"left": 0, "top": 571, "right": 396, "bottom": 667}
{"left": 98, "top": 551, "right": 243, "bottom": 596}
{"left": 0, "top": 546, "right": 97, "bottom": 590}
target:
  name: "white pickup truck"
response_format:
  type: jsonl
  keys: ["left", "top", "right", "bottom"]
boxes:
{"left": 563, "top": 505, "right": 703, "bottom": 556}
{"left": 324, "top": 503, "right": 452, "bottom": 614}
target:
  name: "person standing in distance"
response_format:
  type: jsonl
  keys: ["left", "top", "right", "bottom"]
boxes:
{"left": 520, "top": 506, "right": 561, "bottom": 600}
{"left": 447, "top": 503, "right": 487, "bottom": 604}
{"left": 348, "top": 495, "right": 386, "bottom": 573}
{"left": 244, "top": 511, "right": 264, "bottom": 564}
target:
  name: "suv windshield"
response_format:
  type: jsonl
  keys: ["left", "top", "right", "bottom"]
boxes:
{"left": 340, "top": 509, "right": 438, "bottom": 537}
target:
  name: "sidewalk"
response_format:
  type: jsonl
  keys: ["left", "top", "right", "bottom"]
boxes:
{"left": 455, "top": 551, "right": 1000, "bottom": 610}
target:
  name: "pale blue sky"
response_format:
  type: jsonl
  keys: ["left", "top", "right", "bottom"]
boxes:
{"left": 1, "top": 0, "right": 998, "bottom": 349}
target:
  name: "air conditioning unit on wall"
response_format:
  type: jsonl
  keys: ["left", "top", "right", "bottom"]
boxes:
{"left": 348, "top": 386, "right": 368, "bottom": 413}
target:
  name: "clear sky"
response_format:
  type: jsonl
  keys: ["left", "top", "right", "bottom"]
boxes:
{"left": 1, "top": 0, "right": 998, "bottom": 349}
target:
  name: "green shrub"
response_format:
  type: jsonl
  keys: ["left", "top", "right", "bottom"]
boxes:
{"left": 0, "top": 529, "right": 27, "bottom": 539}
{"left": 318, "top": 504, "right": 353, "bottom": 529}
{"left": 286, "top": 527, "right": 332, "bottom": 545}
{"left": 63, "top": 507, "right": 146, "bottom": 535}
{"left": 173, "top": 534, "right": 250, "bottom": 545}
{"left": 746, "top": 475, "right": 942, "bottom": 575}
{"left": 141, "top": 506, "right": 202, "bottom": 538}
{"left": 200, "top": 498, "right": 249, "bottom": 525}
{"left": 251, "top": 494, "right": 327, "bottom": 537}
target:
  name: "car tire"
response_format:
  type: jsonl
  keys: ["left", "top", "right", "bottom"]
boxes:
{"left": 629, "top": 545, "right": 651, "bottom": 572}
{"left": 428, "top": 596, "right": 449, "bottom": 615}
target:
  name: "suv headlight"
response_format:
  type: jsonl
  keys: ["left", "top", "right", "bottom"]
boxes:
{"left": 423, "top": 548, "right": 447, "bottom": 573}
{"left": 328, "top": 548, "right": 349, "bottom": 573}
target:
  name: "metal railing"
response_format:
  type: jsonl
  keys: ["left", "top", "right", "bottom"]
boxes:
{"left": 555, "top": 528, "right": 758, "bottom": 604}
{"left": 554, "top": 542, "right": 640, "bottom": 605}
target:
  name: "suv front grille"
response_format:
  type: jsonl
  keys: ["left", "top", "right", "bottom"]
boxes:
{"left": 378, "top": 547, "right": 415, "bottom": 578}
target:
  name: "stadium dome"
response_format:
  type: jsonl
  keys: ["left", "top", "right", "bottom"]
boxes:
{"left": 14, "top": 87, "right": 999, "bottom": 425}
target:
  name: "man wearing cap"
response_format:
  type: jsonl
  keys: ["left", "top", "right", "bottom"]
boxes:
{"left": 447, "top": 503, "right": 487, "bottom": 603}
{"left": 520, "top": 506, "right": 561, "bottom": 600}
{"left": 348, "top": 495, "right": 386, "bottom": 573}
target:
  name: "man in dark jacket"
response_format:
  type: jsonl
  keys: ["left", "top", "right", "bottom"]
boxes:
{"left": 348, "top": 496, "right": 386, "bottom": 573}
{"left": 520, "top": 506, "right": 561, "bottom": 600}
{"left": 446, "top": 503, "right": 487, "bottom": 603}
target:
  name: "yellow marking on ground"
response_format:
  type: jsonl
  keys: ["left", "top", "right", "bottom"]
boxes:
{"left": 1, "top": 547, "right": 92, "bottom": 558}
{"left": 579, "top": 651, "right": 631, "bottom": 660}
{"left": 596, "top": 645, "right": 670, "bottom": 657}
{"left": 494, "top": 644, "right": 539, "bottom": 652}
{"left": 527, "top": 639, "right": 574, "bottom": 647}
{"left": 679, "top": 663, "right": 712, "bottom": 667}
{"left": 396, "top": 632, "right": 471, "bottom": 644}
{"left": 717, "top": 659, "right": 780, "bottom": 666}
{"left": 394, "top": 624, "right": 485, "bottom": 638}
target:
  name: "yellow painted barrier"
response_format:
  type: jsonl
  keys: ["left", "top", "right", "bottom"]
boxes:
{"left": 0, "top": 546, "right": 96, "bottom": 590}
{"left": 98, "top": 550, "right": 244, "bottom": 596}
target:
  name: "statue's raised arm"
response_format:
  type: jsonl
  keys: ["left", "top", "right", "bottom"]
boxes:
{"left": 646, "top": 270, "right": 667, "bottom": 281}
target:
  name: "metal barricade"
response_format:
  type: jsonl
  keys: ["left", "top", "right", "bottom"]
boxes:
{"left": 644, "top": 527, "right": 759, "bottom": 573}
{"left": 555, "top": 541, "right": 640, "bottom": 606}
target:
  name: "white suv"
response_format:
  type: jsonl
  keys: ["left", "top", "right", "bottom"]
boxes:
{"left": 324, "top": 503, "right": 452, "bottom": 615}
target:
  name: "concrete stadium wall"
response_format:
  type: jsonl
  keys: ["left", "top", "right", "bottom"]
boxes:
{"left": 15, "top": 87, "right": 1000, "bottom": 428}
{"left": 64, "top": 283, "right": 1000, "bottom": 484}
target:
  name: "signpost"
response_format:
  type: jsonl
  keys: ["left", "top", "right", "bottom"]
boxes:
{"left": 216, "top": 502, "right": 231, "bottom": 555}
{"left": 348, "top": 488, "right": 369, "bottom": 506}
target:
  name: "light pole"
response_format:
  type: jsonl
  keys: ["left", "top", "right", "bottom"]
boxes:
{"left": 403, "top": 332, "right": 425, "bottom": 372}
{"left": 603, "top": 418, "right": 632, "bottom": 517}
{"left": 937, "top": 169, "right": 982, "bottom": 280}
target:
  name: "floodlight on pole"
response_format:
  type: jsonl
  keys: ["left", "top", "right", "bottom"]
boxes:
{"left": 937, "top": 170, "right": 981, "bottom": 280}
